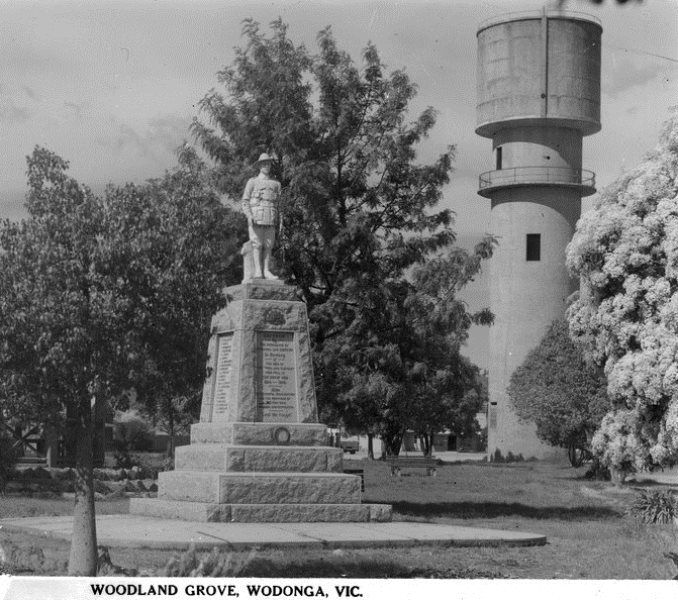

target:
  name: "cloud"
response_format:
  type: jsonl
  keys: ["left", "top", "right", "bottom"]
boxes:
{"left": 0, "top": 102, "right": 32, "bottom": 123}
{"left": 0, "top": 84, "right": 43, "bottom": 123}
{"left": 63, "top": 101, "right": 84, "bottom": 117}
{"left": 98, "top": 121, "right": 145, "bottom": 153}
{"left": 21, "top": 85, "right": 38, "bottom": 100}
{"left": 3, "top": 44, "right": 80, "bottom": 80}
{"left": 96, "top": 114, "right": 191, "bottom": 161}
{"left": 146, "top": 115, "right": 192, "bottom": 154}
{"left": 604, "top": 56, "right": 675, "bottom": 98}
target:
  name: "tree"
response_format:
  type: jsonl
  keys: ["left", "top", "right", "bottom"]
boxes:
{"left": 98, "top": 150, "right": 244, "bottom": 453}
{"left": 406, "top": 245, "right": 493, "bottom": 454}
{"left": 193, "top": 19, "right": 455, "bottom": 306}
{"left": 566, "top": 111, "right": 678, "bottom": 479}
{"left": 316, "top": 243, "right": 494, "bottom": 457}
{"left": 192, "top": 19, "right": 491, "bottom": 452}
{"left": 0, "top": 148, "right": 240, "bottom": 573}
{"left": 508, "top": 319, "right": 610, "bottom": 465}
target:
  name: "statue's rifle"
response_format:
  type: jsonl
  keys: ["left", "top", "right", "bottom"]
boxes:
{"left": 278, "top": 198, "right": 286, "bottom": 268}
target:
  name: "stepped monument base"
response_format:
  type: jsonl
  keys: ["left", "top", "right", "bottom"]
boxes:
{"left": 130, "top": 280, "right": 391, "bottom": 523}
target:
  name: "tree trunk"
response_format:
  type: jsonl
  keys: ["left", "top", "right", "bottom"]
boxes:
{"left": 420, "top": 434, "right": 434, "bottom": 457}
{"left": 64, "top": 405, "right": 78, "bottom": 467}
{"left": 44, "top": 425, "right": 59, "bottom": 468}
{"left": 92, "top": 396, "right": 106, "bottom": 468}
{"left": 68, "top": 398, "right": 98, "bottom": 576}
{"left": 609, "top": 466, "right": 627, "bottom": 487}
{"left": 367, "top": 434, "right": 374, "bottom": 460}
{"left": 382, "top": 430, "right": 403, "bottom": 457}
{"left": 166, "top": 403, "right": 175, "bottom": 459}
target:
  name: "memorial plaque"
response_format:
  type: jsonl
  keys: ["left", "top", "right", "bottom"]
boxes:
{"left": 255, "top": 331, "right": 298, "bottom": 422}
{"left": 212, "top": 333, "right": 234, "bottom": 420}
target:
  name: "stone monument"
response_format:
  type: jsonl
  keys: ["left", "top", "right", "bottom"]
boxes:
{"left": 131, "top": 155, "right": 391, "bottom": 523}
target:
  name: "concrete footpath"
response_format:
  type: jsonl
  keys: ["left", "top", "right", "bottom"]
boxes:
{"left": 0, "top": 515, "right": 546, "bottom": 550}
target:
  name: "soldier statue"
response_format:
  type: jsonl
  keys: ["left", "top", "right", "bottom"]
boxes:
{"left": 241, "top": 153, "right": 282, "bottom": 280}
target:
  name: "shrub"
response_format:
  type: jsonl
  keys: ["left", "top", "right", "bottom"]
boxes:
{"left": 97, "top": 546, "right": 137, "bottom": 576}
{"left": 133, "top": 452, "right": 172, "bottom": 476}
{"left": 477, "top": 426, "right": 488, "bottom": 453}
{"left": 509, "top": 320, "right": 610, "bottom": 461}
{"left": 113, "top": 409, "right": 153, "bottom": 454}
{"left": 490, "top": 449, "right": 525, "bottom": 464}
{"left": 112, "top": 451, "right": 141, "bottom": 470}
{"left": 161, "top": 544, "right": 256, "bottom": 577}
{"left": 584, "top": 459, "right": 611, "bottom": 481}
{"left": 0, "top": 435, "right": 18, "bottom": 492}
{"left": 0, "top": 541, "right": 47, "bottom": 573}
{"left": 629, "top": 490, "right": 678, "bottom": 524}
{"left": 591, "top": 410, "right": 646, "bottom": 483}
{"left": 161, "top": 455, "right": 174, "bottom": 473}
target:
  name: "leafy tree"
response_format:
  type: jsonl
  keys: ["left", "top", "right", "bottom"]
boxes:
{"left": 0, "top": 147, "right": 240, "bottom": 574}
{"left": 193, "top": 19, "right": 454, "bottom": 306}
{"left": 406, "top": 246, "right": 493, "bottom": 454}
{"left": 319, "top": 243, "right": 494, "bottom": 457}
{"left": 98, "top": 151, "right": 244, "bottom": 452}
{"left": 508, "top": 319, "right": 610, "bottom": 465}
{"left": 566, "top": 111, "right": 678, "bottom": 480}
{"left": 192, "top": 19, "right": 491, "bottom": 452}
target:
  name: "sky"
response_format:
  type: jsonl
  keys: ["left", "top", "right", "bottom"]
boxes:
{"left": 1, "top": 0, "right": 677, "bottom": 366}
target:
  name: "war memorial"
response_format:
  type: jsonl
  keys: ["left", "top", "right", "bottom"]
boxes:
{"left": 127, "top": 153, "right": 390, "bottom": 523}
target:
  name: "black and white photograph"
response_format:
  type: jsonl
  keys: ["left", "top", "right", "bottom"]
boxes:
{"left": 0, "top": 0, "right": 677, "bottom": 597}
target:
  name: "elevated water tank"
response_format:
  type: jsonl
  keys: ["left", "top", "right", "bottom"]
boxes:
{"left": 476, "top": 10, "right": 602, "bottom": 138}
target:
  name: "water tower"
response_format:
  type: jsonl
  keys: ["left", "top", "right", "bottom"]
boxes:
{"left": 476, "top": 9, "right": 602, "bottom": 458}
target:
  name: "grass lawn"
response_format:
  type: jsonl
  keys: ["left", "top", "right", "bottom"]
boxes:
{"left": 1, "top": 458, "right": 676, "bottom": 578}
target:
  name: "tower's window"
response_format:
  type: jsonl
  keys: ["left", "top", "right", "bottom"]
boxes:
{"left": 526, "top": 234, "right": 541, "bottom": 261}
{"left": 496, "top": 146, "right": 502, "bottom": 170}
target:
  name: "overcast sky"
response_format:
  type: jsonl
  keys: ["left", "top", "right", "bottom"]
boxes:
{"left": 1, "top": 0, "right": 677, "bottom": 366}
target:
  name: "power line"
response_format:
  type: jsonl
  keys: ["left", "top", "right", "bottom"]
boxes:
{"left": 607, "top": 44, "right": 678, "bottom": 64}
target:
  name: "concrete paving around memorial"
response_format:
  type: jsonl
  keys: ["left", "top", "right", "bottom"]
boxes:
{"left": 0, "top": 515, "right": 546, "bottom": 550}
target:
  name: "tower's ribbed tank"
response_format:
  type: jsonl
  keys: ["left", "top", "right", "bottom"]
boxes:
{"left": 477, "top": 11, "right": 601, "bottom": 137}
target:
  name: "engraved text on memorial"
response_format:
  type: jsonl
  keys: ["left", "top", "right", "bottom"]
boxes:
{"left": 255, "top": 331, "right": 297, "bottom": 422}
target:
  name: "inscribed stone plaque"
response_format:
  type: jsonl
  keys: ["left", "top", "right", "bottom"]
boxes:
{"left": 212, "top": 333, "right": 234, "bottom": 420}
{"left": 255, "top": 331, "right": 298, "bottom": 422}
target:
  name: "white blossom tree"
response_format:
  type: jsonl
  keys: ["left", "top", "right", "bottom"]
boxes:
{"left": 566, "top": 111, "right": 678, "bottom": 480}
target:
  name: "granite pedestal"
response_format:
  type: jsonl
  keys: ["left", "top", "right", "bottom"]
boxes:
{"left": 131, "top": 280, "right": 391, "bottom": 522}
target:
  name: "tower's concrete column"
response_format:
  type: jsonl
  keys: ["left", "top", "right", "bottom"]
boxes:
{"left": 476, "top": 10, "right": 602, "bottom": 459}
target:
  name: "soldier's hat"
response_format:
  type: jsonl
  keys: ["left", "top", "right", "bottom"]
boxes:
{"left": 256, "top": 153, "right": 275, "bottom": 165}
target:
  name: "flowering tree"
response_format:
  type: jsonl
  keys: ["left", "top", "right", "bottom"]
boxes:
{"left": 566, "top": 112, "right": 678, "bottom": 480}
